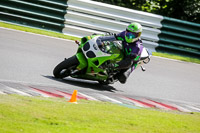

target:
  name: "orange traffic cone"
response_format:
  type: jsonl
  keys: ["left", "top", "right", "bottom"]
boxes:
{"left": 68, "top": 90, "right": 78, "bottom": 103}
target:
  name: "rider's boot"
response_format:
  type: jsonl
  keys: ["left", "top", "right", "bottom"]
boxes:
{"left": 116, "top": 68, "right": 132, "bottom": 84}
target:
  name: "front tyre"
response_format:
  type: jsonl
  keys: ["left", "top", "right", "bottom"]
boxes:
{"left": 53, "top": 56, "right": 79, "bottom": 78}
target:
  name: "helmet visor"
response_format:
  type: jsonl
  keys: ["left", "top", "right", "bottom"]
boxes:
{"left": 126, "top": 32, "right": 137, "bottom": 39}
{"left": 125, "top": 32, "right": 140, "bottom": 43}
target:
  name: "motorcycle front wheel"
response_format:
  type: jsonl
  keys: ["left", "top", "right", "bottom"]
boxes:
{"left": 53, "top": 55, "right": 79, "bottom": 79}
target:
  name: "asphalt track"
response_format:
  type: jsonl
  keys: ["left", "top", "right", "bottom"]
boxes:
{"left": 0, "top": 27, "right": 200, "bottom": 108}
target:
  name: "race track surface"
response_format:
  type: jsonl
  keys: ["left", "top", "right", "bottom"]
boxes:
{"left": 0, "top": 27, "right": 200, "bottom": 112}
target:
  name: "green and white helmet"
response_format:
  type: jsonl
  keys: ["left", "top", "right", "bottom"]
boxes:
{"left": 125, "top": 22, "right": 142, "bottom": 43}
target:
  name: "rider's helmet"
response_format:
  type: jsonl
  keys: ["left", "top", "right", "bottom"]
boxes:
{"left": 125, "top": 22, "right": 142, "bottom": 43}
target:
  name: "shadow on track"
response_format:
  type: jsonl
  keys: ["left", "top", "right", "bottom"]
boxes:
{"left": 43, "top": 75, "right": 118, "bottom": 92}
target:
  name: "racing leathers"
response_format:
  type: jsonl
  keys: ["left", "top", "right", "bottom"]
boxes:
{"left": 96, "top": 31, "right": 143, "bottom": 84}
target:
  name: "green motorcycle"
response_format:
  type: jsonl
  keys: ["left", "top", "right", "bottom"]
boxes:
{"left": 53, "top": 35, "right": 150, "bottom": 84}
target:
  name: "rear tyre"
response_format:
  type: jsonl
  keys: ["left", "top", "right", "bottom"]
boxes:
{"left": 53, "top": 56, "right": 79, "bottom": 79}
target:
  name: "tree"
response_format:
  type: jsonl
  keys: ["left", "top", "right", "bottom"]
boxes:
{"left": 92, "top": 0, "right": 200, "bottom": 23}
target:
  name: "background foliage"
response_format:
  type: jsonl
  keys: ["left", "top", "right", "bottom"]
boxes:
{"left": 92, "top": 0, "right": 200, "bottom": 23}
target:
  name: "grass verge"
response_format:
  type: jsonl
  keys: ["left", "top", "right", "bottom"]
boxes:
{"left": 0, "top": 22, "right": 80, "bottom": 41}
{"left": 153, "top": 52, "right": 200, "bottom": 64}
{"left": 0, "top": 21, "right": 199, "bottom": 64}
{"left": 0, "top": 95, "right": 200, "bottom": 133}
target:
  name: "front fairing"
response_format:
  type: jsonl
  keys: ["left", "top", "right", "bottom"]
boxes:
{"left": 81, "top": 36, "right": 123, "bottom": 65}
{"left": 73, "top": 35, "right": 124, "bottom": 81}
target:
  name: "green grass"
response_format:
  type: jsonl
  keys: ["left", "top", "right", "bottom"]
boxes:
{"left": 0, "top": 95, "right": 200, "bottom": 133}
{"left": 153, "top": 52, "right": 200, "bottom": 64}
{"left": 0, "top": 21, "right": 200, "bottom": 64}
{"left": 0, "top": 22, "right": 80, "bottom": 41}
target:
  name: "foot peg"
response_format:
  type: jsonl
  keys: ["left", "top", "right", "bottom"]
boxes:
{"left": 141, "top": 65, "right": 146, "bottom": 71}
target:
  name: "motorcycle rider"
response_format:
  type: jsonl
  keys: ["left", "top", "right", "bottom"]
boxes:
{"left": 96, "top": 22, "right": 143, "bottom": 84}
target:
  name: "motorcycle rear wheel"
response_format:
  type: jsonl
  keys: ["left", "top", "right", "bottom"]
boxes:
{"left": 53, "top": 56, "right": 79, "bottom": 78}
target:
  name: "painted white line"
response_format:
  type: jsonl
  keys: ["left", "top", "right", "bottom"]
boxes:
{"left": 147, "top": 99, "right": 192, "bottom": 112}
{"left": 0, "top": 79, "right": 71, "bottom": 91}
{"left": 97, "top": 94, "right": 123, "bottom": 104}
{"left": 170, "top": 104, "right": 193, "bottom": 112}
{"left": 0, "top": 83, "right": 32, "bottom": 96}
{"left": 11, "top": 88, "right": 32, "bottom": 96}
{"left": 78, "top": 92, "right": 99, "bottom": 101}
{"left": 184, "top": 105, "right": 200, "bottom": 112}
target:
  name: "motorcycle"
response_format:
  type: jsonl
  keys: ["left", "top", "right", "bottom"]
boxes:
{"left": 53, "top": 34, "right": 150, "bottom": 85}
